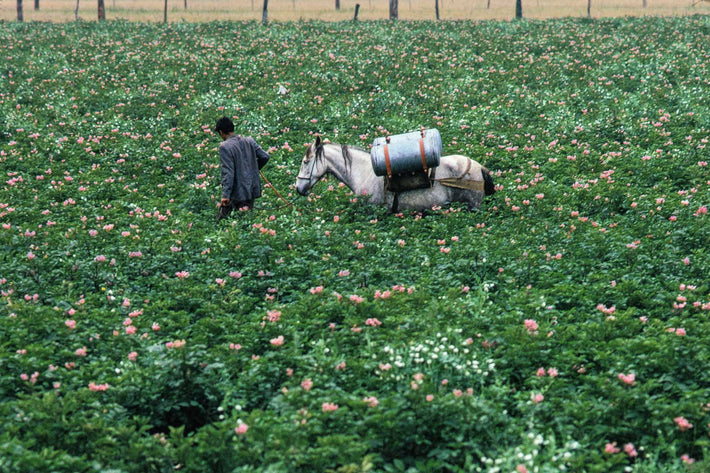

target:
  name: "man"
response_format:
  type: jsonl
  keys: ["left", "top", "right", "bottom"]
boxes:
{"left": 214, "top": 117, "right": 270, "bottom": 221}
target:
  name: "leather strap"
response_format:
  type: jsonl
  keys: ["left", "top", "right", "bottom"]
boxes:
{"left": 384, "top": 144, "right": 392, "bottom": 178}
{"left": 419, "top": 138, "right": 428, "bottom": 172}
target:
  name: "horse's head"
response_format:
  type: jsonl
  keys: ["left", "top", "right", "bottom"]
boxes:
{"left": 296, "top": 136, "right": 326, "bottom": 196}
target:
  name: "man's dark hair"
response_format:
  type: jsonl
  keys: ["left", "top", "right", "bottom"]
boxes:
{"left": 215, "top": 117, "right": 235, "bottom": 134}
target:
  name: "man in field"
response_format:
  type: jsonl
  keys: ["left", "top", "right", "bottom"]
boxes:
{"left": 214, "top": 117, "right": 270, "bottom": 221}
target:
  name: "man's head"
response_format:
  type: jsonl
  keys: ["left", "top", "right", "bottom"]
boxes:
{"left": 215, "top": 117, "right": 235, "bottom": 140}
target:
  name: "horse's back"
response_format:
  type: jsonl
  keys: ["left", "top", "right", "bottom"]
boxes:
{"left": 438, "top": 155, "right": 484, "bottom": 176}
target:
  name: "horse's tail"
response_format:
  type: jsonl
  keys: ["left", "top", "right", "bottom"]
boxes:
{"left": 482, "top": 168, "right": 495, "bottom": 196}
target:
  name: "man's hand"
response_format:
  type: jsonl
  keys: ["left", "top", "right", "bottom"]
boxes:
{"left": 221, "top": 198, "right": 230, "bottom": 206}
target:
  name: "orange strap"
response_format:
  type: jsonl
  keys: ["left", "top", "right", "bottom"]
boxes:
{"left": 419, "top": 138, "right": 428, "bottom": 172}
{"left": 384, "top": 144, "right": 392, "bottom": 177}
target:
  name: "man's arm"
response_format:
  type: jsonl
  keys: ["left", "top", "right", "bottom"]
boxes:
{"left": 251, "top": 139, "right": 270, "bottom": 170}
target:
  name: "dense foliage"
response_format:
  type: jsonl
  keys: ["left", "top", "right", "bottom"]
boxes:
{"left": 1, "top": 16, "right": 709, "bottom": 473}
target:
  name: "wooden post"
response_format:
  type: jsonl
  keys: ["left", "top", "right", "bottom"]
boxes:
{"left": 587, "top": 0, "right": 591, "bottom": 18}
{"left": 353, "top": 3, "right": 360, "bottom": 20}
{"left": 98, "top": 0, "right": 105, "bottom": 20}
{"left": 75, "top": 0, "right": 79, "bottom": 20}
{"left": 17, "top": 0, "right": 23, "bottom": 21}
{"left": 435, "top": 0, "right": 439, "bottom": 19}
{"left": 163, "top": 0, "right": 167, "bottom": 23}
{"left": 389, "top": 0, "right": 398, "bottom": 19}
{"left": 262, "top": 0, "right": 268, "bottom": 24}
{"left": 34, "top": 0, "right": 39, "bottom": 11}
{"left": 515, "top": 0, "right": 522, "bottom": 19}
{"left": 335, "top": 0, "right": 340, "bottom": 10}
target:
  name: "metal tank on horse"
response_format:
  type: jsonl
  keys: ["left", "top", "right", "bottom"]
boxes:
{"left": 370, "top": 128, "right": 442, "bottom": 194}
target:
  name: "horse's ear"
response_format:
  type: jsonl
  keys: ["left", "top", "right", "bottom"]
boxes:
{"left": 315, "top": 136, "right": 322, "bottom": 148}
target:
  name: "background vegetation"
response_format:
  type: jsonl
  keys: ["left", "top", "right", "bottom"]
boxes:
{"left": 2, "top": 0, "right": 709, "bottom": 22}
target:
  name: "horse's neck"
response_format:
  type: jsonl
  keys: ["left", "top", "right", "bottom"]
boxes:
{"left": 326, "top": 145, "right": 383, "bottom": 199}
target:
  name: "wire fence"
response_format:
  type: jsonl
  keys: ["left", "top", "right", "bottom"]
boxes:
{"left": 1, "top": 0, "right": 707, "bottom": 22}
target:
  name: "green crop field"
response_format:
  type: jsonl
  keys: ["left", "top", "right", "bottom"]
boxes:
{"left": 1, "top": 15, "right": 709, "bottom": 473}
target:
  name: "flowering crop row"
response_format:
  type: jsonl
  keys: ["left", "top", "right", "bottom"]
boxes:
{"left": 1, "top": 16, "right": 709, "bottom": 473}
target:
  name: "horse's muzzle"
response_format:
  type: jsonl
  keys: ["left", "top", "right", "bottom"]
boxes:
{"left": 295, "top": 179, "right": 310, "bottom": 196}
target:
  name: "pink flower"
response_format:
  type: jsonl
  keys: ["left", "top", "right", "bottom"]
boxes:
{"left": 128, "top": 351, "right": 138, "bottom": 361}
{"left": 532, "top": 393, "right": 544, "bottom": 404}
{"left": 349, "top": 294, "right": 364, "bottom": 304}
{"left": 166, "top": 339, "right": 186, "bottom": 349}
{"left": 75, "top": 347, "right": 87, "bottom": 357}
{"left": 229, "top": 271, "right": 242, "bottom": 278}
{"left": 234, "top": 422, "right": 248, "bottom": 435}
{"left": 65, "top": 319, "right": 76, "bottom": 330}
{"left": 94, "top": 255, "right": 106, "bottom": 263}
{"left": 301, "top": 378, "right": 313, "bottom": 391}
{"left": 683, "top": 257, "right": 690, "bottom": 265}
{"left": 26, "top": 251, "right": 36, "bottom": 260}
{"left": 524, "top": 319, "right": 538, "bottom": 333}
{"left": 516, "top": 465, "right": 529, "bottom": 473}
{"left": 175, "top": 271, "right": 190, "bottom": 279}
{"left": 681, "top": 454, "right": 695, "bottom": 464}
{"left": 426, "top": 394, "right": 434, "bottom": 402}
{"left": 88, "top": 382, "right": 109, "bottom": 391}
{"left": 215, "top": 278, "right": 225, "bottom": 286}
{"left": 321, "top": 402, "right": 339, "bottom": 412}
{"left": 596, "top": 304, "right": 615, "bottom": 315}
{"left": 604, "top": 442, "right": 620, "bottom": 454}
{"left": 365, "top": 318, "right": 382, "bottom": 327}
{"left": 338, "top": 270, "right": 350, "bottom": 277}
{"left": 674, "top": 416, "right": 693, "bottom": 431}
{"left": 266, "top": 309, "right": 281, "bottom": 323}
{"left": 309, "top": 286, "right": 324, "bottom": 294}
{"left": 623, "top": 443, "right": 638, "bottom": 458}
{"left": 270, "top": 335, "right": 284, "bottom": 347}
{"left": 618, "top": 373, "right": 636, "bottom": 386}
{"left": 536, "top": 367, "right": 546, "bottom": 377}
{"left": 363, "top": 396, "right": 379, "bottom": 407}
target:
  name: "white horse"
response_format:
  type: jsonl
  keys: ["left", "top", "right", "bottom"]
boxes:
{"left": 295, "top": 136, "right": 495, "bottom": 211}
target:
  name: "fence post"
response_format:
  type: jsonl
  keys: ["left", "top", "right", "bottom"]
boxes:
{"left": 262, "top": 0, "right": 268, "bottom": 24}
{"left": 389, "top": 0, "right": 398, "bottom": 19}
{"left": 354, "top": 3, "right": 360, "bottom": 20}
